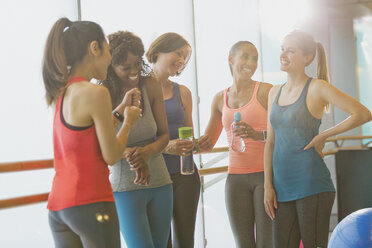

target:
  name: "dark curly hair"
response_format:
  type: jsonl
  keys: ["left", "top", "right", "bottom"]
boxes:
{"left": 100, "top": 31, "right": 150, "bottom": 108}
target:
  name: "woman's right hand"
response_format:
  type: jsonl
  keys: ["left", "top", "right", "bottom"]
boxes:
{"left": 121, "top": 88, "right": 141, "bottom": 108}
{"left": 167, "top": 139, "right": 194, "bottom": 156}
{"left": 123, "top": 106, "right": 141, "bottom": 126}
{"left": 134, "top": 163, "right": 150, "bottom": 186}
{"left": 197, "top": 135, "right": 213, "bottom": 152}
{"left": 264, "top": 187, "right": 278, "bottom": 220}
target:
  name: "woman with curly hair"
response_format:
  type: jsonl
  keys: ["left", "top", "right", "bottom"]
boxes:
{"left": 101, "top": 31, "right": 172, "bottom": 248}
{"left": 146, "top": 33, "right": 200, "bottom": 248}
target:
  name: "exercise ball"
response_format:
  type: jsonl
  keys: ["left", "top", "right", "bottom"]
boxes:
{"left": 328, "top": 208, "right": 372, "bottom": 248}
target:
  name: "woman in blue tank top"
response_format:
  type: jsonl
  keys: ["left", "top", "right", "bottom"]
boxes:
{"left": 264, "top": 30, "right": 372, "bottom": 248}
{"left": 146, "top": 33, "right": 201, "bottom": 248}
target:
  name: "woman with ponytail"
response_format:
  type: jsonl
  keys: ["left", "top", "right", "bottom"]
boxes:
{"left": 43, "top": 18, "right": 141, "bottom": 248}
{"left": 263, "top": 30, "right": 372, "bottom": 247}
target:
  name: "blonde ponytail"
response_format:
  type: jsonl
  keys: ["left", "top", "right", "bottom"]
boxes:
{"left": 316, "top": 42, "right": 330, "bottom": 112}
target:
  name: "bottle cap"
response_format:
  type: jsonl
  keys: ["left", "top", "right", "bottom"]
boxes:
{"left": 179, "top": 127, "right": 193, "bottom": 138}
{"left": 234, "top": 112, "right": 241, "bottom": 122}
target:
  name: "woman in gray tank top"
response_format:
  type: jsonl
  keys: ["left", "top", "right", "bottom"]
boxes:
{"left": 264, "top": 30, "right": 372, "bottom": 247}
{"left": 101, "top": 31, "right": 173, "bottom": 248}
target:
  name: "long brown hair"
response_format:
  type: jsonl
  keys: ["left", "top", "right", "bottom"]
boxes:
{"left": 146, "top": 32, "right": 191, "bottom": 76}
{"left": 286, "top": 30, "right": 330, "bottom": 111}
{"left": 42, "top": 17, "right": 105, "bottom": 105}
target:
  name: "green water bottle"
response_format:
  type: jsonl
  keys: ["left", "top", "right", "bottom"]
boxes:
{"left": 178, "top": 127, "right": 194, "bottom": 175}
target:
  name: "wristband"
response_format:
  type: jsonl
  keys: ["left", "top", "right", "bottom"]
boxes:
{"left": 112, "top": 110, "right": 124, "bottom": 122}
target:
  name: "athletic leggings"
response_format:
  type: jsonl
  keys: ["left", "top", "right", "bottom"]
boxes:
{"left": 48, "top": 201, "right": 120, "bottom": 248}
{"left": 273, "top": 192, "right": 335, "bottom": 248}
{"left": 225, "top": 172, "right": 273, "bottom": 248}
{"left": 167, "top": 171, "right": 201, "bottom": 248}
{"left": 114, "top": 184, "right": 173, "bottom": 248}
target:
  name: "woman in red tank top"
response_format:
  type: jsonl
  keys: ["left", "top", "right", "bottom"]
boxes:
{"left": 198, "top": 41, "right": 273, "bottom": 248}
{"left": 42, "top": 18, "right": 141, "bottom": 248}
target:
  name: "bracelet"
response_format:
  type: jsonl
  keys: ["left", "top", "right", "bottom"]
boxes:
{"left": 112, "top": 110, "right": 124, "bottom": 122}
{"left": 262, "top": 130, "right": 267, "bottom": 142}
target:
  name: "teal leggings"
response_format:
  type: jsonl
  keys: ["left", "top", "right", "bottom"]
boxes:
{"left": 114, "top": 184, "right": 173, "bottom": 248}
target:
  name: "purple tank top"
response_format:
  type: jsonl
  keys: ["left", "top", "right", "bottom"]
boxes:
{"left": 163, "top": 82, "right": 186, "bottom": 174}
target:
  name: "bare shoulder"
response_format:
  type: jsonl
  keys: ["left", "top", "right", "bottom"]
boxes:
{"left": 178, "top": 84, "right": 192, "bottom": 96}
{"left": 308, "top": 78, "right": 333, "bottom": 97}
{"left": 257, "top": 82, "right": 274, "bottom": 97}
{"left": 143, "top": 76, "right": 162, "bottom": 98}
{"left": 268, "top": 84, "right": 282, "bottom": 101}
{"left": 214, "top": 89, "right": 225, "bottom": 101}
{"left": 75, "top": 82, "right": 111, "bottom": 103}
{"left": 257, "top": 82, "right": 274, "bottom": 109}
{"left": 310, "top": 78, "right": 330, "bottom": 90}
{"left": 259, "top": 82, "right": 273, "bottom": 91}
{"left": 143, "top": 76, "right": 160, "bottom": 91}
{"left": 142, "top": 76, "right": 163, "bottom": 105}
{"left": 69, "top": 83, "right": 112, "bottom": 116}
{"left": 212, "top": 89, "right": 225, "bottom": 112}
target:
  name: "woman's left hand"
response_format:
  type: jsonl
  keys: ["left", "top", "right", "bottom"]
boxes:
{"left": 233, "top": 121, "right": 260, "bottom": 140}
{"left": 124, "top": 146, "right": 151, "bottom": 170}
{"left": 304, "top": 134, "right": 327, "bottom": 158}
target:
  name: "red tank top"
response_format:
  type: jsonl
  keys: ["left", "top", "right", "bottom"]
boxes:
{"left": 222, "top": 82, "right": 267, "bottom": 174}
{"left": 47, "top": 77, "right": 114, "bottom": 211}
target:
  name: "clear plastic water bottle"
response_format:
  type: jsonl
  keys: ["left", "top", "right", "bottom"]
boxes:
{"left": 179, "top": 127, "right": 194, "bottom": 175}
{"left": 230, "top": 112, "right": 245, "bottom": 152}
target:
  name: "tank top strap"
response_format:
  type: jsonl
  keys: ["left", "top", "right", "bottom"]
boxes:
{"left": 223, "top": 88, "right": 229, "bottom": 108}
{"left": 273, "top": 84, "right": 285, "bottom": 106}
{"left": 299, "top": 77, "right": 313, "bottom": 101}
{"left": 172, "top": 82, "right": 184, "bottom": 107}
{"left": 252, "top": 81, "right": 260, "bottom": 100}
{"left": 66, "top": 76, "right": 88, "bottom": 87}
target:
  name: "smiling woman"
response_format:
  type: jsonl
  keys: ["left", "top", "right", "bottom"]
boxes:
{"left": 100, "top": 31, "right": 173, "bottom": 248}
{"left": 197, "top": 41, "right": 273, "bottom": 248}
{"left": 264, "top": 29, "right": 372, "bottom": 248}
{"left": 146, "top": 32, "right": 201, "bottom": 248}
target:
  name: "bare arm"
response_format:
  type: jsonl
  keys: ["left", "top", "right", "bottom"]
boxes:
{"left": 145, "top": 78, "right": 170, "bottom": 155}
{"left": 88, "top": 85, "right": 141, "bottom": 165}
{"left": 112, "top": 88, "right": 141, "bottom": 127}
{"left": 198, "top": 91, "right": 224, "bottom": 152}
{"left": 163, "top": 84, "right": 194, "bottom": 156}
{"left": 127, "top": 77, "right": 170, "bottom": 168}
{"left": 304, "top": 79, "right": 372, "bottom": 155}
{"left": 264, "top": 85, "right": 280, "bottom": 220}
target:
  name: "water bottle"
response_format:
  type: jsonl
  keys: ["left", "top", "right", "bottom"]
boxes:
{"left": 179, "top": 127, "right": 194, "bottom": 175}
{"left": 230, "top": 112, "right": 245, "bottom": 152}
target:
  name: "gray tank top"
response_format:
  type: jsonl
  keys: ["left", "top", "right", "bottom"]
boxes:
{"left": 110, "top": 83, "right": 172, "bottom": 192}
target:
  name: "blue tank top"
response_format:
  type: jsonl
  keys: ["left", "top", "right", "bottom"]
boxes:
{"left": 270, "top": 78, "right": 335, "bottom": 202}
{"left": 163, "top": 82, "right": 186, "bottom": 174}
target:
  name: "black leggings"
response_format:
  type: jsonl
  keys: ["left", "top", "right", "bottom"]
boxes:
{"left": 273, "top": 192, "right": 335, "bottom": 248}
{"left": 167, "top": 171, "right": 201, "bottom": 248}
{"left": 49, "top": 201, "right": 120, "bottom": 248}
{"left": 225, "top": 172, "right": 273, "bottom": 248}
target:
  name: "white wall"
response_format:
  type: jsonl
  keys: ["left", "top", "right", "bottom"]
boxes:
{"left": 0, "top": 1, "right": 78, "bottom": 247}
{"left": 0, "top": 0, "right": 370, "bottom": 247}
